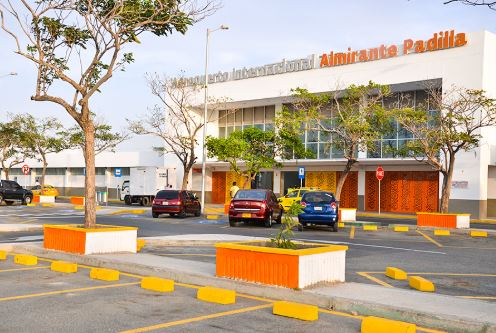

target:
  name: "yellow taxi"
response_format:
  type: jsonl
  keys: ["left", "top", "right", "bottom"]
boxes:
{"left": 31, "top": 184, "right": 60, "bottom": 197}
{"left": 278, "top": 187, "right": 320, "bottom": 211}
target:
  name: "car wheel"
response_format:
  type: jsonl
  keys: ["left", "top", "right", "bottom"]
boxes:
{"left": 124, "top": 196, "right": 132, "bottom": 206}
{"left": 331, "top": 223, "right": 338, "bottom": 232}
{"left": 276, "top": 211, "right": 282, "bottom": 224}
{"left": 169, "top": 213, "right": 176, "bottom": 217}
{"left": 152, "top": 212, "right": 159, "bottom": 218}
{"left": 5, "top": 201, "right": 14, "bottom": 206}
{"left": 23, "top": 196, "right": 32, "bottom": 205}
{"left": 229, "top": 218, "right": 237, "bottom": 227}
{"left": 297, "top": 224, "right": 303, "bottom": 232}
{"left": 142, "top": 197, "right": 150, "bottom": 207}
{"left": 0, "top": 194, "right": 3, "bottom": 204}
{"left": 194, "top": 209, "right": 201, "bottom": 217}
{"left": 264, "top": 214, "right": 273, "bottom": 228}
{"left": 179, "top": 207, "right": 186, "bottom": 218}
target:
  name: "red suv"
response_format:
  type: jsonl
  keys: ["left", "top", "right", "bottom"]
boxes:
{"left": 228, "top": 189, "right": 283, "bottom": 228}
{"left": 152, "top": 190, "right": 201, "bottom": 218}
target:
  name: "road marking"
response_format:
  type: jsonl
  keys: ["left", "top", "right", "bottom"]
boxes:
{"left": 459, "top": 296, "right": 496, "bottom": 300}
{"left": 0, "top": 266, "right": 49, "bottom": 273}
{"left": 119, "top": 304, "right": 273, "bottom": 333}
{"left": 0, "top": 282, "right": 139, "bottom": 302}
{"left": 416, "top": 230, "right": 443, "bottom": 247}
{"left": 296, "top": 238, "right": 446, "bottom": 254}
{"left": 357, "top": 272, "right": 394, "bottom": 288}
{"left": 444, "top": 245, "right": 496, "bottom": 250}
{"left": 18, "top": 218, "right": 38, "bottom": 224}
{"left": 349, "top": 226, "right": 355, "bottom": 239}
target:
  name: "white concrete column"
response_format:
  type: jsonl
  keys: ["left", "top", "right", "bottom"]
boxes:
{"left": 273, "top": 171, "right": 281, "bottom": 196}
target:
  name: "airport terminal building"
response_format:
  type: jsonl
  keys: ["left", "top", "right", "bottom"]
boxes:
{"left": 184, "top": 30, "right": 496, "bottom": 218}
{"left": 4, "top": 30, "right": 496, "bottom": 218}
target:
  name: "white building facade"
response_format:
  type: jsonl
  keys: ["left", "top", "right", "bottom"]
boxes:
{"left": 184, "top": 30, "right": 496, "bottom": 218}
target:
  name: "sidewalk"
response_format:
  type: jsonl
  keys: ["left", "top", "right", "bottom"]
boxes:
{"left": 4, "top": 238, "right": 495, "bottom": 333}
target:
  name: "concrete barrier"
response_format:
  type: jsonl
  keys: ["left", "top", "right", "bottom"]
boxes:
{"left": 417, "top": 212, "right": 470, "bottom": 229}
{"left": 409, "top": 276, "right": 435, "bottom": 292}
{"left": 197, "top": 286, "right": 236, "bottom": 304}
{"left": 141, "top": 277, "right": 174, "bottom": 292}
{"left": 339, "top": 208, "right": 357, "bottom": 222}
{"left": 385, "top": 267, "right": 407, "bottom": 280}
{"left": 361, "top": 316, "right": 416, "bottom": 333}
{"left": 273, "top": 301, "right": 318, "bottom": 321}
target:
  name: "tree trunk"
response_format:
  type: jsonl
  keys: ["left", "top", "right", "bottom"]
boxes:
{"left": 41, "top": 154, "right": 47, "bottom": 187}
{"left": 3, "top": 168, "right": 9, "bottom": 180}
{"left": 335, "top": 159, "right": 355, "bottom": 202}
{"left": 83, "top": 122, "right": 97, "bottom": 228}
{"left": 242, "top": 173, "right": 254, "bottom": 189}
{"left": 182, "top": 163, "right": 193, "bottom": 190}
{"left": 439, "top": 154, "right": 455, "bottom": 213}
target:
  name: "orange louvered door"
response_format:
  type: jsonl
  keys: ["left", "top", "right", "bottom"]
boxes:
{"left": 365, "top": 171, "right": 438, "bottom": 213}
{"left": 337, "top": 171, "right": 358, "bottom": 208}
{"left": 211, "top": 172, "right": 226, "bottom": 204}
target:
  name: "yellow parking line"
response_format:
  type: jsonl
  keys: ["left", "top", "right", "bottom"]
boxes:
{"left": 357, "top": 272, "right": 394, "bottom": 288}
{"left": 0, "top": 282, "right": 139, "bottom": 302}
{"left": 417, "top": 327, "right": 448, "bottom": 333}
{"left": 408, "top": 272, "right": 496, "bottom": 277}
{"left": 18, "top": 218, "right": 38, "bottom": 224}
{"left": 161, "top": 254, "right": 216, "bottom": 257}
{"left": 0, "top": 266, "right": 50, "bottom": 273}
{"left": 416, "top": 230, "right": 443, "bottom": 247}
{"left": 349, "top": 226, "right": 355, "bottom": 239}
{"left": 119, "top": 304, "right": 273, "bottom": 333}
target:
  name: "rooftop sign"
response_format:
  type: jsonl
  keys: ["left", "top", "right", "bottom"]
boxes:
{"left": 182, "top": 30, "right": 467, "bottom": 86}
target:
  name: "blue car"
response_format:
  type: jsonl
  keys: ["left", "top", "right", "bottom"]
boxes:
{"left": 298, "top": 191, "right": 339, "bottom": 232}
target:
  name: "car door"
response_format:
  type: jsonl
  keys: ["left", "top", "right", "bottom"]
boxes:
{"left": 188, "top": 192, "right": 199, "bottom": 212}
{"left": 12, "top": 181, "right": 24, "bottom": 200}
{"left": 3, "top": 181, "right": 17, "bottom": 200}
{"left": 271, "top": 192, "right": 282, "bottom": 217}
{"left": 181, "top": 191, "right": 191, "bottom": 212}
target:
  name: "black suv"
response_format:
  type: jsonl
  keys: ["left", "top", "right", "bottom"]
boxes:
{"left": 0, "top": 180, "right": 33, "bottom": 205}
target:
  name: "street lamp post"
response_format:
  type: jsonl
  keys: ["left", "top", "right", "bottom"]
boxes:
{"left": 200, "top": 25, "right": 228, "bottom": 215}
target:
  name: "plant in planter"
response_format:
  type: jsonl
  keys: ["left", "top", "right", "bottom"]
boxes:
{"left": 216, "top": 203, "right": 348, "bottom": 288}
{"left": 271, "top": 202, "right": 302, "bottom": 249}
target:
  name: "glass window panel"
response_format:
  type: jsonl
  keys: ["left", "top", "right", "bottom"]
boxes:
{"left": 382, "top": 140, "right": 397, "bottom": 158}
{"left": 331, "top": 145, "right": 344, "bottom": 158}
{"left": 399, "top": 91, "right": 414, "bottom": 108}
{"left": 415, "top": 90, "right": 429, "bottom": 110}
{"left": 226, "top": 126, "right": 234, "bottom": 136}
{"left": 398, "top": 123, "right": 413, "bottom": 139}
{"left": 367, "top": 141, "right": 381, "bottom": 158}
{"left": 384, "top": 120, "right": 397, "bottom": 139}
{"left": 243, "top": 108, "right": 254, "bottom": 124}
{"left": 318, "top": 142, "right": 331, "bottom": 159}
{"left": 265, "top": 123, "right": 274, "bottom": 131}
{"left": 306, "top": 143, "right": 318, "bottom": 159}
{"left": 254, "top": 106, "right": 265, "bottom": 123}
{"left": 218, "top": 110, "right": 226, "bottom": 125}
{"left": 234, "top": 110, "right": 242, "bottom": 125}
{"left": 383, "top": 94, "right": 399, "bottom": 110}
{"left": 219, "top": 127, "right": 226, "bottom": 138}
{"left": 307, "top": 129, "right": 318, "bottom": 142}
{"left": 319, "top": 130, "right": 331, "bottom": 142}
{"left": 254, "top": 124, "right": 264, "bottom": 130}
{"left": 265, "top": 105, "right": 275, "bottom": 123}
{"left": 227, "top": 111, "right": 234, "bottom": 126}
{"left": 235, "top": 126, "right": 242, "bottom": 132}
{"left": 243, "top": 124, "right": 253, "bottom": 130}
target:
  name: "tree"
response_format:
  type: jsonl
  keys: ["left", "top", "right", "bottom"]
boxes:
{"left": 396, "top": 87, "right": 496, "bottom": 213}
{"left": 128, "top": 74, "right": 227, "bottom": 190}
{"left": 444, "top": 0, "right": 496, "bottom": 10}
{"left": 206, "top": 127, "right": 307, "bottom": 189}
{"left": 14, "top": 114, "right": 67, "bottom": 187}
{"left": 0, "top": 117, "right": 32, "bottom": 180}
{"left": 62, "top": 121, "right": 128, "bottom": 155}
{"left": 279, "top": 82, "right": 392, "bottom": 202}
{"left": 0, "top": 0, "right": 218, "bottom": 228}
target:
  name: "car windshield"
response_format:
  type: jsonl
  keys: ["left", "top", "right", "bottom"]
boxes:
{"left": 155, "top": 190, "right": 179, "bottom": 199}
{"left": 302, "top": 191, "right": 335, "bottom": 204}
{"left": 235, "top": 190, "right": 267, "bottom": 200}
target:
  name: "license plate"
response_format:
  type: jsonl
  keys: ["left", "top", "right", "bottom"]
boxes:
{"left": 242, "top": 213, "right": 251, "bottom": 218}
{"left": 314, "top": 206, "right": 322, "bottom": 211}
{"left": 162, "top": 201, "right": 169, "bottom": 205}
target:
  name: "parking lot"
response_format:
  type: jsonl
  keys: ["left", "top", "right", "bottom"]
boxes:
{"left": 0, "top": 252, "right": 450, "bottom": 333}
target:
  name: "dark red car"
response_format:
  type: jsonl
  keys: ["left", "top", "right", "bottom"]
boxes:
{"left": 228, "top": 189, "right": 283, "bottom": 228}
{"left": 152, "top": 190, "right": 201, "bottom": 218}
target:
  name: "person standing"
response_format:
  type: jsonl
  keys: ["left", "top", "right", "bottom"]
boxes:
{"left": 229, "top": 181, "right": 239, "bottom": 199}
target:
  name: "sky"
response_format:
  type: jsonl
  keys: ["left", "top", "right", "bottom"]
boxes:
{"left": 0, "top": 0, "right": 495, "bottom": 151}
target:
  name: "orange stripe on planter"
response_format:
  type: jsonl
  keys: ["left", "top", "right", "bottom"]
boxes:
{"left": 417, "top": 213, "right": 457, "bottom": 228}
{"left": 44, "top": 226, "right": 86, "bottom": 254}
{"left": 216, "top": 248, "right": 299, "bottom": 288}
{"left": 70, "top": 197, "right": 85, "bottom": 205}
{"left": 32, "top": 196, "right": 40, "bottom": 203}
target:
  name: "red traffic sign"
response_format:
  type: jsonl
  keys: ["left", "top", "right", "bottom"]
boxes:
{"left": 376, "top": 166, "right": 384, "bottom": 181}
{"left": 22, "top": 164, "right": 30, "bottom": 175}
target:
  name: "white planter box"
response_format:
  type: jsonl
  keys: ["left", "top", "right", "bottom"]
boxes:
{"left": 39, "top": 195, "right": 55, "bottom": 203}
{"left": 339, "top": 208, "right": 356, "bottom": 222}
